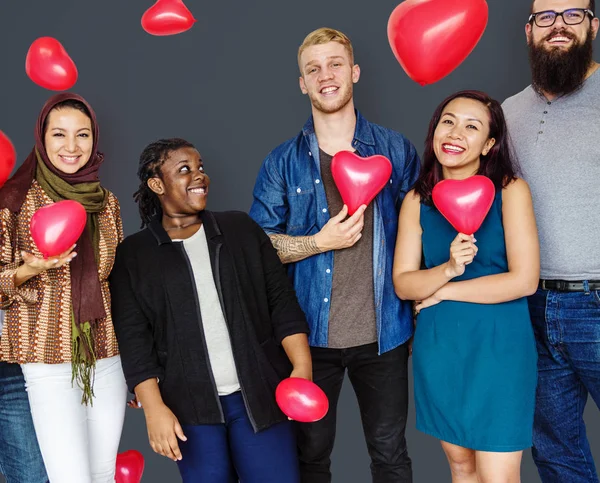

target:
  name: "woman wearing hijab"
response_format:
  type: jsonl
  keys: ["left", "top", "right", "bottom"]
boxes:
{"left": 0, "top": 93, "right": 127, "bottom": 483}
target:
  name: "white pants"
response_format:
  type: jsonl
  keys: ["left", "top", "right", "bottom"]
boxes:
{"left": 21, "top": 355, "right": 128, "bottom": 483}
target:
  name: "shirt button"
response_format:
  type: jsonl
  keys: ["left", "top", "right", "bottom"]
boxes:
{"left": 308, "top": 151, "right": 312, "bottom": 156}
{"left": 322, "top": 208, "right": 327, "bottom": 213}
{"left": 543, "top": 111, "right": 548, "bottom": 114}
{"left": 326, "top": 269, "right": 331, "bottom": 274}
{"left": 296, "top": 188, "right": 302, "bottom": 193}
{"left": 324, "top": 298, "right": 329, "bottom": 303}
{"left": 540, "top": 121, "right": 545, "bottom": 124}
{"left": 539, "top": 131, "right": 543, "bottom": 134}
{"left": 389, "top": 179, "right": 393, "bottom": 184}
{"left": 315, "top": 179, "right": 320, "bottom": 184}
{"left": 547, "top": 101, "right": 551, "bottom": 105}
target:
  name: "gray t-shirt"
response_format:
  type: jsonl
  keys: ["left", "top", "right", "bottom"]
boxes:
{"left": 179, "top": 226, "right": 241, "bottom": 395}
{"left": 502, "top": 69, "right": 600, "bottom": 280}
{"left": 319, "top": 149, "right": 377, "bottom": 349}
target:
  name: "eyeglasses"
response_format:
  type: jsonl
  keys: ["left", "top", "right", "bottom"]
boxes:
{"left": 529, "top": 8, "right": 595, "bottom": 27}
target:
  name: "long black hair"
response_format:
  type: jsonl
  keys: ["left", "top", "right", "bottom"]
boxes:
{"left": 413, "top": 90, "right": 519, "bottom": 205}
{"left": 134, "top": 138, "right": 195, "bottom": 227}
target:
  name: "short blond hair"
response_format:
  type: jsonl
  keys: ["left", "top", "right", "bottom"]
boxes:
{"left": 297, "top": 27, "right": 354, "bottom": 72}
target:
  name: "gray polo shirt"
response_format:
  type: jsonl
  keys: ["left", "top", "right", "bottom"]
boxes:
{"left": 502, "top": 69, "right": 600, "bottom": 281}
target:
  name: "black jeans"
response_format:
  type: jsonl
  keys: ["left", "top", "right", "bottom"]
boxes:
{"left": 297, "top": 342, "right": 412, "bottom": 483}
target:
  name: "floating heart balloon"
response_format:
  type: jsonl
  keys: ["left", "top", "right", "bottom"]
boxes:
{"left": 432, "top": 175, "right": 495, "bottom": 235}
{"left": 141, "top": 0, "right": 196, "bottom": 36}
{"left": 330, "top": 151, "right": 392, "bottom": 216}
{"left": 387, "top": 0, "right": 488, "bottom": 86}
{"left": 276, "top": 378, "right": 329, "bottom": 423}
{"left": 30, "top": 201, "right": 87, "bottom": 258}
{"left": 25, "top": 37, "right": 78, "bottom": 91}
{"left": 0, "top": 130, "right": 16, "bottom": 188}
{"left": 115, "top": 450, "right": 145, "bottom": 483}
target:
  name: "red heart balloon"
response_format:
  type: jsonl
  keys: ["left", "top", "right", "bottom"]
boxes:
{"left": 387, "top": 0, "right": 488, "bottom": 86}
{"left": 141, "top": 0, "right": 196, "bottom": 36}
{"left": 116, "top": 450, "right": 145, "bottom": 483}
{"left": 276, "top": 377, "right": 329, "bottom": 423}
{"left": 30, "top": 201, "right": 87, "bottom": 258}
{"left": 25, "top": 37, "right": 78, "bottom": 91}
{"left": 432, "top": 175, "right": 495, "bottom": 235}
{"left": 0, "top": 130, "right": 16, "bottom": 188}
{"left": 331, "top": 151, "right": 393, "bottom": 215}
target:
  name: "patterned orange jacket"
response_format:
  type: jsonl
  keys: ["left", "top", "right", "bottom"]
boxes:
{"left": 0, "top": 180, "right": 122, "bottom": 364}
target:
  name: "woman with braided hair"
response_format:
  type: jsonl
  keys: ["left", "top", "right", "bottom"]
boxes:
{"left": 111, "top": 138, "right": 312, "bottom": 482}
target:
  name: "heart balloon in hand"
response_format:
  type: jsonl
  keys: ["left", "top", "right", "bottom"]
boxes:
{"left": 25, "top": 37, "right": 78, "bottom": 91}
{"left": 115, "top": 450, "right": 145, "bottom": 483}
{"left": 142, "top": 0, "right": 196, "bottom": 36}
{"left": 0, "top": 130, "right": 16, "bottom": 188}
{"left": 331, "top": 151, "right": 392, "bottom": 215}
{"left": 387, "top": 0, "right": 488, "bottom": 85}
{"left": 30, "top": 201, "right": 87, "bottom": 258}
{"left": 276, "top": 378, "right": 329, "bottom": 423}
{"left": 432, "top": 175, "right": 495, "bottom": 235}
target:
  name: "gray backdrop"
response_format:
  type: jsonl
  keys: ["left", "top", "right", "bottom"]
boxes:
{"left": 1, "top": 1, "right": 599, "bottom": 481}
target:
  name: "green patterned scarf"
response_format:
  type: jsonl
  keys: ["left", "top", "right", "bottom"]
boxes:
{"left": 35, "top": 150, "right": 109, "bottom": 404}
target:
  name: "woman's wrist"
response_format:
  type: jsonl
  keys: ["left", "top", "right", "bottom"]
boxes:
{"left": 436, "top": 284, "right": 450, "bottom": 301}
{"left": 442, "top": 261, "right": 456, "bottom": 279}
{"left": 290, "top": 362, "right": 312, "bottom": 380}
{"left": 14, "top": 263, "right": 42, "bottom": 286}
{"left": 292, "top": 361, "right": 312, "bottom": 372}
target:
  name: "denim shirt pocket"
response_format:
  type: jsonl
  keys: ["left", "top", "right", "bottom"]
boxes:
{"left": 286, "top": 185, "right": 317, "bottom": 235}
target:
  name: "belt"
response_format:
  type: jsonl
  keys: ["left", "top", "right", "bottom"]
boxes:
{"left": 539, "top": 279, "right": 600, "bottom": 292}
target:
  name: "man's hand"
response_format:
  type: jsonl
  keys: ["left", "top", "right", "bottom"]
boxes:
{"left": 314, "top": 204, "right": 367, "bottom": 252}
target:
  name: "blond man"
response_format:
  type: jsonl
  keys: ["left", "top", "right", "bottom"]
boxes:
{"left": 250, "top": 28, "right": 420, "bottom": 483}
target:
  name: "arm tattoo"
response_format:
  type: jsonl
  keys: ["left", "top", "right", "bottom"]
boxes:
{"left": 269, "top": 234, "right": 322, "bottom": 264}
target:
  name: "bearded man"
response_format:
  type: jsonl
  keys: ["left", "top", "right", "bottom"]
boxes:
{"left": 502, "top": 2, "right": 600, "bottom": 482}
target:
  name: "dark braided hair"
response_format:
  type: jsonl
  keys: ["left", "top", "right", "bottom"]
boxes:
{"left": 134, "top": 138, "right": 195, "bottom": 227}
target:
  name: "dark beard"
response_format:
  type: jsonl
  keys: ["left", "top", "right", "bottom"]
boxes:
{"left": 528, "top": 27, "right": 594, "bottom": 96}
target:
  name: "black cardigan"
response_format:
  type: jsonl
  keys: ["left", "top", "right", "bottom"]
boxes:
{"left": 109, "top": 210, "right": 309, "bottom": 431}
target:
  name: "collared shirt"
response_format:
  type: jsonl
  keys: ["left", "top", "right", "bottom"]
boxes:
{"left": 0, "top": 180, "right": 123, "bottom": 363}
{"left": 249, "top": 110, "right": 420, "bottom": 353}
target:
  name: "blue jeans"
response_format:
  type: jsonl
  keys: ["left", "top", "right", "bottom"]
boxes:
{"left": 0, "top": 362, "right": 47, "bottom": 483}
{"left": 528, "top": 288, "right": 600, "bottom": 482}
{"left": 177, "top": 392, "right": 300, "bottom": 482}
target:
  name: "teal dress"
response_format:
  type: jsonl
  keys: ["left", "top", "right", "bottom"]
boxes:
{"left": 413, "top": 190, "right": 537, "bottom": 451}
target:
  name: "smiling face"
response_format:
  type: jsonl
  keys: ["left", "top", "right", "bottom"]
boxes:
{"left": 43, "top": 107, "right": 93, "bottom": 174}
{"left": 298, "top": 41, "right": 360, "bottom": 114}
{"left": 433, "top": 97, "right": 496, "bottom": 178}
{"left": 526, "top": 0, "right": 598, "bottom": 94}
{"left": 527, "top": 0, "right": 597, "bottom": 50}
{"left": 148, "top": 146, "right": 210, "bottom": 218}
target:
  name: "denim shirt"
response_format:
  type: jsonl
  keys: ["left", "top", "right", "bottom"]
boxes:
{"left": 249, "top": 110, "right": 420, "bottom": 354}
